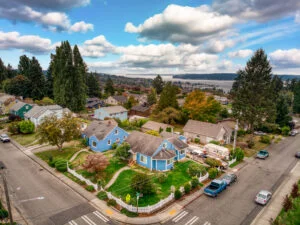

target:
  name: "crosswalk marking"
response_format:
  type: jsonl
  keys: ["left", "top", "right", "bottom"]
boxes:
{"left": 185, "top": 216, "right": 199, "bottom": 225}
{"left": 93, "top": 211, "right": 109, "bottom": 222}
{"left": 172, "top": 211, "right": 189, "bottom": 223}
{"left": 69, "top": 221, "right": 78, "bottom": 225}
{"left": 81, "top": 215, "right": 97, "bottom": 225}
{"left": 203, "top": 222, "right": 211, "bottom": 225}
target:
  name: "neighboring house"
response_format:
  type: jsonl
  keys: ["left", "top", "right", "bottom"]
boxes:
{"left": 129, "top": 104, "right": 151, "bottom": 117}
{"left": 82, "top": 120, "right": 128, "bottom": 152}
{"left": 177, "top": 98, "right": 185, "bottom": 107}
{"left": 0, "top": 94, "right": 15, "bottom": 114}
{"left": 160, "top": 131, "right": 187, "bottom": 143}
{"left": 141, "top": 121, "right": 174, "bottom": 133}
{"left": 214, "top": 95, "right": 229, "bottom": 105}
{"left": 94, "top": 106, "right": 128, "bottom": 121}
{"left": 105, "top": 95, "right": 128, "bottom": 105}
{"left": 24, "top": 105, "right": 70, "bottom": 127}
{"left": 126, "top": 131, "right": 187, "bottom": 171}
{"left": 9, "top": 101, "right": 33, "bottom": 119}
{"left": 127, "top": 93, "right": 147, "bottom": 105}
{"left": 85, "top": 97, "right": 105, "bottom": 110}
{"left": 183, "top": 120, "right": 232, "bottom": 144}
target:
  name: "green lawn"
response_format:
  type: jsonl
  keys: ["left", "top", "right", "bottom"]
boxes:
{"left": 229, "top": 160, "right": 241, "bottom": 168}
{"left": 11, "top": 133, "right": 37, "bottom": 146}
{"left": 108, "top": 160, "right": 198, "bottom": 206}
{"left": 35, "top": 146, "right": 82, "bottom": 163}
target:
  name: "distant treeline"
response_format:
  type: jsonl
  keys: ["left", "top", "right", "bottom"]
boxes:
{"left": 173, "top": 73, "right": 300, "bottom": 81}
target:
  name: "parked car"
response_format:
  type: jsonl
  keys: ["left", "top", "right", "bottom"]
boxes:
{"left": 290, "top": 130, "right": 298, "bottom": 136}
{"left": 255, "top": 190, "right": 272, "bottom": 205}
{"left": 0, "top": 134, "right": 10, "bottom": 143}
{"left": 254, "top": 131, "right": 266, "bottom": 136}
{"left": 256, "top": 150, "right": 269, "bottom": 159}
{"left": 222, "top": 174, "right": 237, "bottom": 186}
{"left": 204, "top": 179, "right": 227, "bottom": 197}
{"left": 295, "top": 152, "right": 300, "bottom": 158}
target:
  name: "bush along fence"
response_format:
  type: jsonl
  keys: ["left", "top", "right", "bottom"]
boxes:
{"left": 67, "top": 162, "right": 99, "bottom": 191}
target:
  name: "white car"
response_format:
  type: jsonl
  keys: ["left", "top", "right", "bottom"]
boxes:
{"left": 0, "top": 134, "right": 10, "bottom": 143}
{"left": 255, "top": 190, "right": 272, "bottom": 205}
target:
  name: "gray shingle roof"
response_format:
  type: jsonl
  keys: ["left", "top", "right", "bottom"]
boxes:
{"left": 112, "top": 95, "right": 127, "bottom": 104}
{"left": 130, "top": 105, "right": 150, "bottom": 112}
{"left": 142, "top": 121, "right": 173, "bottom": 131}
{"left": 153, "top": 149, "right": 176, "bottom": 160}
{"left": 183, "top": 120, "right": 224, "bottom": 138}
{"left": 10, "top": 101, "right": 27, "bottom": 111}
{"left": 126, "top": 131, "right": 163, "bottom": 156}
{"left": 83, "top": 120, "right": 117, "bottom": 140}
{"left": 102, "top": 106, "right": 128, "bottom": 114}
{"left": 167, "top": 137, "right": 188, "bottom": 150}
{"left": 160, "top": 131, "right": 179, "bottom": 139}
{"left": 24, "top": 105, "right": 65, "bottom": 119}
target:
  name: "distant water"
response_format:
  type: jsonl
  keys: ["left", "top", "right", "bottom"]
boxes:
{"left": 119, "top": 74, "right": 234, "bottom": 92}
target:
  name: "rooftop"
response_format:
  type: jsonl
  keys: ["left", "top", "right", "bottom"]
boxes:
{"left": 183, "top": 120, "right": 226, "bottom": 138}
{"left": 83, "top": 120, "right": 117, "bottom": 140}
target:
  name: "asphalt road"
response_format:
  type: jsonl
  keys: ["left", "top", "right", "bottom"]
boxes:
{"left": 0, "top": 142, "right": 110, "bottom": 225}
{"left": 165, "top": 135, "right": 300, "bottom": 225}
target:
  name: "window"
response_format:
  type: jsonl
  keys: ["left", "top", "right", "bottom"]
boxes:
{"left": 115, "top": 129, "right": 118, "bottom": 135}
{"left": 180, "top": 149, "right": 185, "bottom": 154}
{"left": 162, "top": 143, "right": 167, "bottom": 148}
{"left": 140, "top": 155, "right": 147, "bottom": 164}
{"left": 92, "top": 141, "right": 97, "bottom": 147}
{"left": 123, "top": 136, "right": 127, "bottom": 140}
{"left": 107, "top": 140, "right": 111, "bottom": 145}
{"left": 167, "top": 158, "right": 173, "bottom": 165}
{"left": 116, "top": 138, "right": 120, "bottom": 143}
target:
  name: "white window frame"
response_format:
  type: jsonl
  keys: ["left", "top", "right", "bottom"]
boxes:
{"left": 116, "top": 138, "right": 120, "bottom": 143}
{"left": 140, "top": 155, "right": 147, "bottom": 164}
{"left": 180, "top": 149, "right": 185, "bottom": 154}
{"left": 167, "top": 158, "right": 173, "bottom": 165}
{"left": 162, "top": 143, "right": 167, "bottom": 148}
{"left": 123, "top": 136, "right": 127, "bottom": 140}
{"left": 115, "top": 129, "right": 118, "bottom": 135}
{"left": 92, "top": 141, "right": 97, "bottom": 148}
{"left": 107, "top": 140, "right": 111, "bottom": 145}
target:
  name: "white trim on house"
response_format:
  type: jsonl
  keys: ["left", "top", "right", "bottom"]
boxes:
{"left": 140, "top": 154, "right": 147, "bottom": 164}
{"left": 92, "top": 141, "right": 97, "bottom": 147}
{"left": 107, "top": 140, "right": 111, "bottom": 145}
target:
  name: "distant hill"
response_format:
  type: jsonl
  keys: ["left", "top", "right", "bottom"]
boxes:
{"left": 173, "top": 73, "right": 300, "bottom": 81}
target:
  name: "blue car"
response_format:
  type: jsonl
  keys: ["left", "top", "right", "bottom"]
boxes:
{"left": 256, "top": 150, "right": 269, "bottom": 159}
{"left": 204, "top": 179, "right": 227, "bottom": 197}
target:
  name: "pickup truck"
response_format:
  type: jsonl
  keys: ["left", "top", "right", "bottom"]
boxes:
{"left": 204, "top": 179, "right": 227, "bottom": 197}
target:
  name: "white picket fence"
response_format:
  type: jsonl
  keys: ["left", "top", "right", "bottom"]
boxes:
{"left": 107, "top": 192, "right": 174, "bottom": 213}
{"left": 199, "top": 173, "right": 209, "bottom": 182}
{"left": 228, "top": 158, "right": 237, "bottom": 166}
{"left": 67, "top": 162, "right": 98, "bottom": 191}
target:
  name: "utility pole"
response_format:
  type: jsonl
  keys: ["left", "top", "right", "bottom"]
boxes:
{"left": 233, "top": 119, "right": 239, "bottom": 151}
{"left": 0, "top": 161, "right": 13, "bottom": 225}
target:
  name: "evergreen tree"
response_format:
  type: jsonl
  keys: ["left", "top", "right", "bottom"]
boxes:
{"left": 147, "top": 88, "right": 157, "bottom": 105}
{"left": 29, "top": 57, "right": 46, "bottom": 100}
{"left": 153, "top": 75, "right": 164, "bottom": 94}
{"left": 45, "top": 64, "right": 54, "bottom": 98}
{"left": 3, "top": 75, "right": 31, "bottom": 97}
{"left": 87, "top": 72, "right": 101, "bottom": 97}
{"left": 293, "top": 81, "right": 300, "bottom": 113}
{"left": 0, "top": 58, "right": 7, "bottom": 85}
{"left": 6, "top": 64, "right": 16, "bottom": 79}
{"left": 231, "top": 49, "right": 276, "bottom": 132}
{"left": 18, "top": 55, "right": 31, "bottom": 77}
{"left": 156, "top": 82, "right": 178, "bottom": 111}
{"left": 276, "top": 94, "right": 292, "bottom": 127}
{"left": 104, "top": 77, "right": 115, "bottom": 96}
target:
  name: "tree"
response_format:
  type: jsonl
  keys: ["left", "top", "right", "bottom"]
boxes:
{"left": 153, "top": 75, "right": 164, "bottom": 94}
{"left": 152, "top": 107, "right": 181, "bottom": 125}
{"left": 29, "top": 57, "right": 46, "bottom": 100}
{"left": 18, "top": 55, "right": 31, "bottom": 77}
{"left": 231, "top": 49, "right": 276, "bottom": 132}
{"left": 147, "top": 88, "right": 157, "bottom": 105}
{"left": 82, "top": 153, "right": 109, "bottom": 172}
{"left": 220, "top": 108, "right": 229, "bottom": 119}
{"left": 188, "top": 163, "right": 206, "bottom": 177}
{"left": 293, "top": 81, "right": 300, "bottom": 113}
{"left": 19, "top": 120, "right": 35, "bottom": 134}
{"left": 45, "top": 64, "right": 54, "bottom": 98}
{"left": 282, "top": 195, "right": 292, "bottom": 212}
{"left": 115, "top": 142, "right": 131, "bottom": 160}
{"left": 87, "top": 72, "right": 101, "bottom": 97}
{"left": 131, "top": 173, "right": 155, "bottom": 194}
{"left": 183, "top": 90, "right": 221, "bottom": 123}
{"left": 291, "top": 183, "right": 299, "bottom": 198}
{"left": 0, "top": 58, "right": 7, "bottom": 85}
{"left": 105, "top": 77, "right": 115, "bottom": 96}
{"left": 37, "top": 113, "right": 80, "bottom": 151}
{"left": 156, "top": 82, "right": 178, "bottom": 111}
{"left": 275, "top": 94, "right": 292, "bottom": 127}
{"left": 3, "top": 75, "right": 31, "bottom": 97}
{"left": 124, "top": 96, "right": 137, "bottom": 109}
{"left": 145, "top": 130, "right": 160, "bottom": 136}
{"left": 6, "top": 64, "right": 16, "bottom": 79}
{"left": 35, "top": 97, "right": 55, "bottom": 105}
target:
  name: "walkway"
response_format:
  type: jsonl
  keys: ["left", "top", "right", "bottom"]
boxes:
{"left": 104, "top": 166, "right": 130, "bottom": 189}
{"left": 69, "top": 148, "right": 90, "bottom": 162}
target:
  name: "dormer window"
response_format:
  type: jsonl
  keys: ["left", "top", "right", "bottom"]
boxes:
{"left": 115, "top": 129, "right": 118, "bottom": 135}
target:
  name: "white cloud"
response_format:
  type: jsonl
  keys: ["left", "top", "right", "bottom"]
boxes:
{"left": 295, "top": 11, "right": 300, "bottom": 23}
{"left": 0, "top": 31, "right": 54, "bottom": 53}
{"left": 125, "top": 4, "right": 236, "bottom": 44}
{"left": 79, "top": 35, "right": 115, "bottom": 58}
{"left": 205, "top": 39, "right": 236, "bottom": 53}
{"left": 70, "top": 21, "right": 94, "bottom": 33}
{"left": 270, "top": 49, "right": 300, "bottom": 68}
{"left": 228, "top": 49, "right": 253, "bottom": 58}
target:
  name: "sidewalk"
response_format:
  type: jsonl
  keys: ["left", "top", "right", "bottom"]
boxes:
{"left": 251, "top": 161, "right": 300, "bottom": 225}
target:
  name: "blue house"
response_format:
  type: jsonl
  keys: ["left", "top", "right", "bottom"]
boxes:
{"left": 126, "top": 131, "right": 188, "bottom": 171}
{"left": 82, "top": 120, "right": 129, "bottom": 152}
{"left": 94, "top": 106, "right": 128, "bottom": 121}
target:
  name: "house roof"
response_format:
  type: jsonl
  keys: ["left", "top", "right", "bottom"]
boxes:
{"left": 142, "top": 121, "right": 173, "bottom": 131}
{"left": 166, "top": 137, "right": 188, "bottom": 150}
{"left": 126, "top": 131, "right": 163, "bottom": 156}
{"left": 83, "top": 120, "right": 117, "bottom": 140}
{"left": 85, "top": 100, "right": 105, "bottom": 108}
{"left": 183, "top": 120, "right": 225, "bottom": 138}
{"left": 112, "top": 95, "right": 127, "bottom": 104}
{"left": 153, "top": 149, "right": 176, "bottom": 160}
{"left": 0, "top": 95, "right": 14, "bottom": 103}
{"left": 87, "top": 97, "right": 101, "bottom": 102}
{"left": 160, "top": 131, "right": 179, "bottom": 139}
{"left": 131, "top": 104, "right": 150, "bottom": 112}
{"left": 10, "top": 101, "right": 27, "bottom": 111}
{"left": 25, "top": 105, "right": 69, "bottom": 119}
{"left": 101, "top": 106, "right": 128, "bottom": 114}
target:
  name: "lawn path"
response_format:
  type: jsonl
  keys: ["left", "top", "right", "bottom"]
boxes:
{"left": 104, "top": 166, "right": 130, "bottom": 189}
{"left": 69, "top": 148, "right": 90, "bottom": 162}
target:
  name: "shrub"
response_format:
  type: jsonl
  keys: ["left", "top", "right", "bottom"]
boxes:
{"left": 19, "top": 120, "right": 35, "bottom": 134}
{"left": 131, "top": 173, "right": 155, "bottom": 194}
{"left": 281, "top": 126, "right": 290, "bottom": 136}
{"left": 0, "top": 209, "right": 8, "bottom": 219}
{"left": 282, "top": 195, "right": 292, "bottom": 212}
{"left": 191, "top": 178, "right": 200, "bottom": 189}
{"left": 85, "top": 185, "right": 95, "bottom": 192}
{"left": 260, "top": 135, "right": 271, "bottom": 144}
{"left": 184, "top": 183, "right": 191, "bottom": 194}
{"left": 194, "top": 138, "right": 200, "bottom": 144}
{"left": 157, "top": 173, "right": 167, "bottom": 184}
{"left": 237, "top": 129, "right": 247, "bottom": 137}
{"left": 291, "top": 183, "right": 299, "bottom": 199}
{"left": 121, "top": 208, "right": 138, "bottom": 217}
{"left": 205, "top": 158, "right": 222, "bottom": 168}
{"left": 8, "top": 114, "right": 21, "bottom": 122}
{"left": 166, "top": 127, "right": 172, "bottom": 132}
{"left": 8, "top": 122, "right": 19, "bottom": 134}
{"left": 55, "top": 159, "right": 68, "bottom": 172}
{"left": 111, "top": 142, "right": 118, "bottom": 150}
{"left": 107, "top": 199, "right": 117, "bottom": 207}
{"left": 247, "top": 139, "right": 255, "bottom": 148}
{"left": 231, "top": 147, "right": 244, "bottom": 162}
{"left": 188, "top": 163, "right": 206, "bottom": 177}
{"left": 209, "top": 140, "right": 220, "bottom": 145}
{"left": 208, "top": 168, "right": 219, "bottom": 179}
{"left": 97, "top": 191, "right": 108, "bottom": 200}
{"left": 174, "top": 189, "right": 182, "bottom": 200}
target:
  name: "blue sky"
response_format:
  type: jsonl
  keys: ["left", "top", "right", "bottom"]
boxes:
{"left": 1, "top": 0, "right": 300, "bottom": 75}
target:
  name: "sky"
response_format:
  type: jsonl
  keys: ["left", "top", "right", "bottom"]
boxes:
{"left": 1, "top": 0, "right": 300, "bottom": 75}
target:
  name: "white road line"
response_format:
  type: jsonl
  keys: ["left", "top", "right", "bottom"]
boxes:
{"left": 19, "top": 196, "right": 45, "bottom": 203}
{"left": 172, "top": 211, "right": 188, "bottom": 222}
{"left": 203, "top": 222, "right": 211, "bottom": 225}
{"left": 93, "top": 211, "right": 109, "bottom": 222}
{"left": 185, "top": 216, "right": 199, "bottom": 225}
{"left": 69, "top": 221, "right": 78, "bottom": 225}
{"left": 81, "top": 216, "right": 97, "bottom": 225}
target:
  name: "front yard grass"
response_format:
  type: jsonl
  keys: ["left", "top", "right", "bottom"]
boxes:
{"left": 11, "top": 133, "right": 37, "bottom": 146}
{"left": 238, "top": 135, "right": 270, "bottom": 157}
{"left": 108, "top": 160, "right": 199, "bottom": 207}
{"left": 35, "top": 146, "right": 82, "bottom": 163}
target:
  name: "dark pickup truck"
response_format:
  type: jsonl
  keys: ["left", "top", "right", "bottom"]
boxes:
{"left": 204, "top": 179, "right": 227, "bottom": 197}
